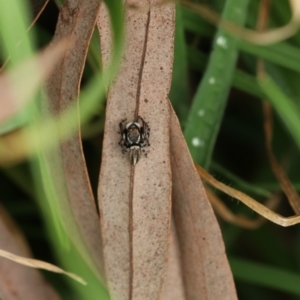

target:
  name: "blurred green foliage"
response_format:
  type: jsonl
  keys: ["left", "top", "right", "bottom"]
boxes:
{"left": 170, "top": 1, "right": 300, "bottom": 299}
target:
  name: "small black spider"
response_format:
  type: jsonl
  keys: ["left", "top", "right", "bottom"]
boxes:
{"left": 119, "top": 116, "right": 150, "bottom": 165}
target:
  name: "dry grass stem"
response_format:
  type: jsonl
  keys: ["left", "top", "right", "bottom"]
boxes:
{"left": 255, "top": 1, "right": 300, "bottom": 215}
{"left": 181, "top": 0, "right": 300, "bottom": 45}
{"left": 0, "top": 249, "right": 86, "bottom": 285}
{"left": 0, "top": 206, "right": 61, "bottom": 299}
{"left": 207, "top": 187, "right": 281, "bottom": 229}
{"left": 263, "top": 102, "right": 300, "bottom": 214}
{"left": 196, "top": 164, "right": 300, "bottom": 226}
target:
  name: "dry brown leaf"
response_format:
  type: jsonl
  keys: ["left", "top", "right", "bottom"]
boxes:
{"left": 0, "top": 206, "right": 61, "bottom": 300}
{"left": 97, "top": 1, "right": 175, "bottom": 299}
{"left": 44, "top": 0, "right": 103, "bottom": 278}
{"left": 0, "top": 40, "right": 67, "bottom": 125}
{"left": 159, "top": 222, "right": 186, "bottom": 300}
{"left": 170, "top": 105, "right": 237, "bottom": 300}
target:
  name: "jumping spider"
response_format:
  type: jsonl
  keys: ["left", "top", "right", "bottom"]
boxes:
{"left": 119, "top": 116, "right": 150, "bottom": 165}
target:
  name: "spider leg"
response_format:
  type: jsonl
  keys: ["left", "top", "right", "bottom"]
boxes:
{"left": 119, "top": 119, "right": 127, "bottom": 132}
{"left": 137, "top": 115, "right": 149, "bottom": 125}
{"left": 119, "top": 119, "right": 128, "bottom": 148}
{"left": 142, "top": 148, "right": 148, "bottom": 157}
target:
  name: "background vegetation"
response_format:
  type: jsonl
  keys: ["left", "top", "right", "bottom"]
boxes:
{"left": 1, "top": 0, "right": 300, "bottom": 299}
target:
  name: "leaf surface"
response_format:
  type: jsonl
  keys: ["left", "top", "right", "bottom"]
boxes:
{"left": 170, "top": 105, "right": 237, "bottom": 300}
{"left": 159, "top": 222, "right": 186, "bottom": 300}
{"left": 44, "top": 0, "right": 103, "bottom": 277}
{"left": 97, "top": 1, "right": 175, "bottom": 299}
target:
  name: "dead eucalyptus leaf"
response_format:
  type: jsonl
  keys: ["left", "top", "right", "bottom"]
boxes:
{"left": 97, "top": 1, "right": 175, "bottom": 299}
{"left": 159, "top": 222, "right": 186, "bottom": 300}
{"left": 44, "top": 0, "right": 103, "bottom": 278}
{"left": 0, "top": 206, "right": 61, "bottom": 300}
{"left": 0, "top": 40, "right": 67, "bottom": 125}
{"left": 170, "top": 105, "right": 237, "bottom": 300}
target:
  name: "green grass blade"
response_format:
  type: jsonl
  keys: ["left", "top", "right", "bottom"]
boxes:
{"left": 230, "top": 257, "right": 300, "bottom": 296}
{"left": 0, "top": 0, "right": 34, "bottom": 65}
{"left": 188, "top": 46, "right": 265, "bottom": 99}
{"left": 184, "top": 0, "right": 250, "bottom": 168}
{"left": 239, "top": 42, "right": 300, "bottom": 73}
{"left": 259, "top": 75, "right": 300, "bottom": 151}
{"left": 181, "top": 6, "right": 215, "bottom": 38}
